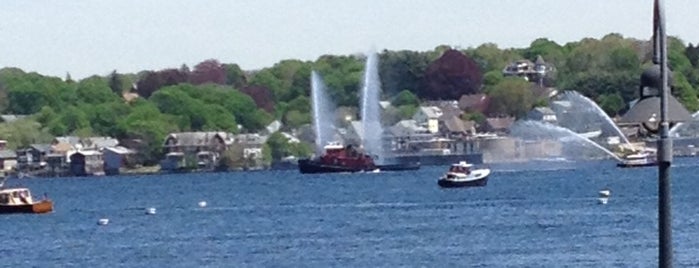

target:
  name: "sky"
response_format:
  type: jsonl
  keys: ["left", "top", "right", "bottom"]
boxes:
{"left": 1, "top": 0, "right": 698, "bottom": 79}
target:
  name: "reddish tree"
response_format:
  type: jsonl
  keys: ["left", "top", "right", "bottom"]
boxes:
{"left": 240, "top": 85, "right": 275, "bottom": 114}
{"left": 189, "top": 59, "right": 226, "bottom": 85}
{"left": 423, "top": 49, "right": 483, "bottom": 100}
{"left": 135, "top": 69, "right": 188, "bottom": 98}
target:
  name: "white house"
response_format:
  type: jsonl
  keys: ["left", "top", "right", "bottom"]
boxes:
{"left": 413, "top": 106, "right": 443, "bottom": 134}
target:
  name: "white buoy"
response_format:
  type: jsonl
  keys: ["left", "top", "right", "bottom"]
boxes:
{"left": 145, "top": 207, "right": 156, "bottom": 215}
{"left": 198, "top": 201, "right": 207, "bottom": 208}
{"left": 598, "top": 197, "right": 609, "bottom": 205}
{"left": 599, "top": 189, "right": 611, "bottom": 197}
{"left": 98, "top": 218, "right": 110, "bottom": 225}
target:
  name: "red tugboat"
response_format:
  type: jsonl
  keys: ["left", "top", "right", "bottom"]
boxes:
{"left": 298, "top": 142, "right": 420, "bottom": 174}
{"left": 298, "top": 142, "right": 377, "bottom": 174}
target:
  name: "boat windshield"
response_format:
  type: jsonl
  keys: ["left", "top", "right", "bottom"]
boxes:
{"left": 450, "top": 165, "right": 470, "bottom": 173}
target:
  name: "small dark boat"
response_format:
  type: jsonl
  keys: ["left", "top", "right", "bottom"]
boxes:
{"left": 437, "top": 161, "right": 490, "bottom": 188}
{"left": 298, "top": 142, "right": 420, "bottom": 174}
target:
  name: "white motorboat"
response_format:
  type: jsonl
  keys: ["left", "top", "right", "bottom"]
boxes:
{"left": 437, "top": 161, "right": 490, "bottom": 188}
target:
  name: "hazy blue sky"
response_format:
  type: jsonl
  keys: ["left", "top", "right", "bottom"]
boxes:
{"left": 1, "top": 0, "right": 697, "bottom": 79}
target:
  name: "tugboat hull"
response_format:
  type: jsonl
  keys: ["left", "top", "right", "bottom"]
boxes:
{"left": 298, "top": 159, "right": 373, "bottom": 174}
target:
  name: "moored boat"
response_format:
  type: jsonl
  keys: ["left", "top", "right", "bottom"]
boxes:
{"left": 616, "top": 151, "right": 657, "bottom": 168}
{"left": 437, "top": 161, "right": 490, "bottom": 188}
{"left": 0, "top": 186, "right": 53, "bottom": 214}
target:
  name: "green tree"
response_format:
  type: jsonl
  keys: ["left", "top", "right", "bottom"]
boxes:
{"left": 0, "top": 118, "right": 53, "bottom": 149}
{"left": 485, "top": 78, "right": 534, "bottom": 118}
{"left": 391, "top": 90, "right": 419, "bottom": 107}
{"left": 597, "top": 93, "right": 625, "bottom": 116}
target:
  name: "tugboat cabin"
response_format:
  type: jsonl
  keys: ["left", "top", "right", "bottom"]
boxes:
{"left": 0, "top": 188, "right": 34, "bottom": 205}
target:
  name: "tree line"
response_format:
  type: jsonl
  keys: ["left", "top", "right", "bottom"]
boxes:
{"left": 1, "top": 33, "right": 699, "bottom": 165}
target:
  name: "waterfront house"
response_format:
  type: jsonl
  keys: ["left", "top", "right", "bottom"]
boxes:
{"left": 440, "top": 115, "right": 476, "bottom": 139}
{"left": 502, "top": 55, "right": 553, "bottom": 84}
{"left": 0, "top": 150, "right": 17, "bottom": 172}
{"left": 103, "top": 146, "right": 135, "bottom": 175}
{"left": 69, "top": 150, "right": 104, "bottom": 176}
{"left": 234, "top": 134, "right": 266, "bottom": 161}
{"left": 161, "top": 131, "right": 235, "bottom": 170}
{"left": 528, "top": 107, "right": 558, "bottom": 124}
{"left": 15, "top": 144, "right": 52, "bottom": 171}
{"left": 481, "top": 117, "right": 515, "bottom": 135}
{"left": 413, "top": 106, "right": 443, "bottom": 134}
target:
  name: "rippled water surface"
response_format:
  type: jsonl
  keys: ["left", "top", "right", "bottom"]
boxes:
{"left": 3, "top": 158, "right": 699, "bottom": 267}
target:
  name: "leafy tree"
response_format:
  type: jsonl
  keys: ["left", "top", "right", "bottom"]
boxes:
{"left": 136, "top": 69, "right": 187, "bottom": 98}
{"left": 109, "top": 70, "right": 124, "bottom": 94}
{"left": 77, "top": 76, "right": 120, "bottom": 104}
{"left": 423, "top": 49, "right": 483, "bottom": 100}
{"left": 223, "top": 63, "right": 247, "bottom": 88}
{"left": 522, "top": 38, "right": 565, "bottom": 66}
{"left": 119, "top": 102, "right": 179, "bottom": 165}
{"left": 391, "top": 90, "right": 419, "bottom": 107}
{"left": 190, "top": 59, "right": 226, "bottom": 85}
{"left": 240, "top": 85, "right": 275, "bottom": 114}
{"left": 0, "top": 118, "right": 52, "bottom": 149}
{"left": 485, "top": 77, "right": 534, "bottom": 118}
{"left": 283, "top": 110, "right": 310, "bottom": 129}
{"left": 313, "top": 55, "right": 364, "bottom": 107}
{"left": 483, "top": 70, "right": 504, "bottom": 86}
{"left": 672, "top": 72, "right": 699, "bottom": 112}
{"left": 597, "top": 93, "right": 625, "bottom": 116}
{"left": 379, "top": 50, "right": 432, "bottom": 97}
{"left": 265, "top": 132, "right": 291, "bottom": 160}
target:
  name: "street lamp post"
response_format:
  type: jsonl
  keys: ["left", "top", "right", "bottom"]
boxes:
{"left": 618, "top": 1, "right": 684, "bottom": 266}
{"left": 655, "top": 0, "right": 672, "bottom": 266}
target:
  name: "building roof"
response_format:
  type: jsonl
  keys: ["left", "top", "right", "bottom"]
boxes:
{"left": 82, "top": 137, "right": 119, "bottom": 149}
{"left": 485, "top": 117, "right": 515, "bottom": 131}
{"left": 104, "top": 146, "right": 135, "bottom": 155}
{"left": 619, "top": 96, "right": 692, "bottom": 124}
{"left": 389, "top": 119, "right": 428, "bottom": 137}
{"left": 0, "top": 150, "right": 17, "bottom": 159}
{"left": 417, "top": 106, "right": 443, "bottom": 119}
{"left": 531, "top": 106, "right": 556, "bottom": 115}
{"left": 234, "top": 133, "right": 265, "bottom": 144}
{"left": 442, "top": 116, "right": 468, "bottom": 133}
{"left": 30, "top": 144, "right": 53, "bottom": 153}
{"left": 458, "top": 94, "right": 489, "bottom": 113}
{"left": 379, "top": 101, "right": 392, "bottom": 110}
{"left": 54, "top": 136, "right": 81, "bottom": 147}
{"left": 73, "top": 150, "right": 102, "bottom": 156}
{"left": 535, "top": 55, "right": 546, "bottom": 65}
{"left": 265, "top": 120, "right": 282, "bottom": 134}
{"left": 164, "top": 132, "right": 235, "bottom": 147}
{"left": 0, "top": 114, "right": 28, "bottom": 123}
{"left": 423, "top": 100, "right": 462, "bottom": 119}
{"left": 52, "top": 142, "right": 74, "bottom": 153}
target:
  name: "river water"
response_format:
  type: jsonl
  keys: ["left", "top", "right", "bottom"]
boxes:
{"left": 3, "top": 158, "right": 699, "bottom": 267}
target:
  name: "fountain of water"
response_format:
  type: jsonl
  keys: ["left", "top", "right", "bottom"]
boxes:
{"left": 310, "top": 71, "right": 337, "bottom": 155}
{"left": 510, "top": 120, "right": 622, "bottom": 161}
{"left": 556, "top": 91, "right": 631, "bottom": 145}
{"left": 669, "top": 110, "right": 699, "bottom": 137}
{"left": 360, "top": 52, "right": 384, "bottom": 161}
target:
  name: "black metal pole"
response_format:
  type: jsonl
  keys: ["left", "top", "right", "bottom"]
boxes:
{"left": 655, "top": 0, "right": 672, "bottom": 267}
